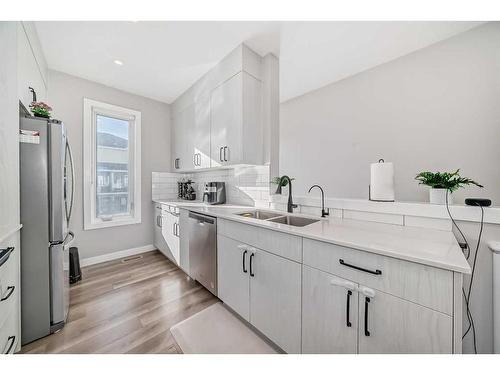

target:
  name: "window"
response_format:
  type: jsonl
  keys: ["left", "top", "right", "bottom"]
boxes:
{"left": 83, "top": 98, "right": 141, "bottom": 230}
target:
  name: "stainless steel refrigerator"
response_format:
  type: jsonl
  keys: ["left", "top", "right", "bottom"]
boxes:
{"left": 19, "top": 114, "right": 75, "bottom": 344}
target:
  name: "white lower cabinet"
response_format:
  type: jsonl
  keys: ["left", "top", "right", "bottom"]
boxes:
{"left": 249, "top": 248, "right": 302, "bottom": 353}
{"left": 302, "top": 265, "right": 453, "bottom": 354}
{"left": 358, "top": 288, "right": 452, "bottom": 354}
{"left": 163, "top": 210, "right": 180, "bottom": 264}
{"left": 155, "top": 204, "right": 180, "bottom": 265}
{"left": 302, "top": 266, "right": 358, "bottom": 354}
{"left": 217, "top": 234, "right": 302, "bottom": 353}
{"left": 0, "top": 232, "right": 21, "bottom": 354}
{"left": 178, "top": 208, "right": 190, "bottom": 275}
{"left": 0, "top": 311, "right": 18, "bottom": 354}
{"left": 153, "top": 205, "right": 168, "bottom": 255}
{"left": 217, "top": 235, "right": 250, "bottom": 320}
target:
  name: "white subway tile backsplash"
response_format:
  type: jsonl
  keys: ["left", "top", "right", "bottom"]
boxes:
{"left": 151, "top": 165, "right": 271, "bottom": 206}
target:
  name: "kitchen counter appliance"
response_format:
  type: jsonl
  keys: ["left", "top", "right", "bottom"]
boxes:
{"left": 202, "top": 182, "right": 226, "bottom": 205}
{"left": 178, "top": 179, "right": 196, "bottom": 200}
{"left": 188, "top": 212, "right": 217, "bottom": 295}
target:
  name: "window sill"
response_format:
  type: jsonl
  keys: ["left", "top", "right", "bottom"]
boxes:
{"left": 84, "top": 216, "right": 141, "bottom": 231}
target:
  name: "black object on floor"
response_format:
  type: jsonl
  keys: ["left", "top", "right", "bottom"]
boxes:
{"left": 69, "top": 247, "right": 82, "bottom": 284}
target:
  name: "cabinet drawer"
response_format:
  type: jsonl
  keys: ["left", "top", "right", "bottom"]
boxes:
{"left": 0, "top": 248, "right": 17, "bottom": 328}
{"left": 303, "top": 238, "right": 453, "bottom": 314}
{"left": 218, "top": 219, "right": 302, "bottom": 262}
{"left": 0, "top": 310, "right": 19, "bottom": 354}
{"left": 162, "top": 204, "right": 180, "bottom": 215}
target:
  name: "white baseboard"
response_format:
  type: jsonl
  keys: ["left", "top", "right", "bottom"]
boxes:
{"left": 80, "top": 244, "right": 157, "bottom": 267}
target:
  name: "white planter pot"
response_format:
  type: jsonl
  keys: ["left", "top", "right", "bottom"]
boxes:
{"left": 429, "top": 188, "right": 453, "bottom": 205}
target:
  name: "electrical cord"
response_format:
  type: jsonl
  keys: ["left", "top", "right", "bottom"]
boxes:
{"left": 445, "top": 192, "right": 484, "bottom": 354}
{"left": 446, "top": 192, "right": 471, "bottom": 259}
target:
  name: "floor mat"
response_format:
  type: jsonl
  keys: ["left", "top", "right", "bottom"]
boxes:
{"left": 170, "top": 302, "right": 278, "bottom": 354}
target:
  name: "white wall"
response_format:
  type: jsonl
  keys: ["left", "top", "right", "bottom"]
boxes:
{"left": 48, "top": 70, "right": 171, "bottom": 260}
{"left": 280, "top": 22, "right": 500, "bottom": 205}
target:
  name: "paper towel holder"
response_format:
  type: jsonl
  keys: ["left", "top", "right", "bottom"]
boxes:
{"left": 368, "top": 159, "right": 395, "bottom": 202}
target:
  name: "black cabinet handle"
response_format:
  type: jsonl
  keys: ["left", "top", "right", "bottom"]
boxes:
{"left": 0, "top": 247, "right": 14, "bottom": 268}
{"left": 249, "top": 253, "right": 255, "bottom": 277}
{"left": 346, "top": 290, "right": 352, "bottom": 327}
{"left": 224, "top": 146, "right": 228, "bottom": 161}
{"left": 5, "top": 336, "right": 15, "bottom": 354}
{"left": 242, "top": 250, "right": 248, "bottom": 273}
{"left": 364, "top": 297, "right": 371, "bottom": 336}
{"left": 1, "top": 286, "right": 15, "bottom": 302}
{"left": 339, "top": 259, "right": 382, "bottom": 275}
{"left": 219, "top": 147, "right": 223, "bottom": 162}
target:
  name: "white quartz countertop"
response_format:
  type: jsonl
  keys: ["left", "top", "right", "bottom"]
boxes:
{"left": 153, "top": 199, "right": 249, "bottom": 209}
{"left": 161, "top": 203, "right": 471, "bottom": 274}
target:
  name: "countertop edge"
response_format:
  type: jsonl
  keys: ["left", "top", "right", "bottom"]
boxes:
{"left": 179, "top": 205, "right": 471, "bottom": 274}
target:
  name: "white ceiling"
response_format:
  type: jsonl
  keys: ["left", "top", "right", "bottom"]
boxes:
{"left": 35, "top": 21, "right": 483, "bottom": 104}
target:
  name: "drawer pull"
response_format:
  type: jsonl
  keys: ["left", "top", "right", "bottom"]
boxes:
{"left": 4, "top": 336, "right": 15, "bottom": 354}
{"left": 364, "top": 297, "right": 371, "bottom": 336}
{"left": 1, "top": 286, "right": 15, "bottom": 301}
{"left": 339, "top": 259, "right": 382, "bottom": 275}
{"left": 0, "top": 247, "right": 14, "bottom": 268}
{"left": 346, "top": 290, "right": 352, "bottom": 327}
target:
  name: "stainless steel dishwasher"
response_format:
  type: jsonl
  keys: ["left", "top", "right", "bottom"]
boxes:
{"left": 188, "top": 211, "right": 217, "bottom": 296}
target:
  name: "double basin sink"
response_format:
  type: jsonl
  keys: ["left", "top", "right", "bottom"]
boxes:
{"left": 236, "top": 210, "right": 320, "bottom": 227}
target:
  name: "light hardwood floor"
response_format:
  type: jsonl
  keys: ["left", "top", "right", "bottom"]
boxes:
{"left": 21, "top": 250, "right": 218, "bottom": 354}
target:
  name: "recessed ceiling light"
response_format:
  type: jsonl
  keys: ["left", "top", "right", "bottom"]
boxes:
{"left": 114, "top": 60, "right": 124, "bottom": 66}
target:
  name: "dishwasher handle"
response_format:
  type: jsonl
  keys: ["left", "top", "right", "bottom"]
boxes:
{"left": 188, "top": 211, "right": 216, "bottom": 225}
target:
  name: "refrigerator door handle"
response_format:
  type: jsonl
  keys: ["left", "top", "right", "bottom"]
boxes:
{"left": 65, "top": 139, "right": 75, "bottom": 225}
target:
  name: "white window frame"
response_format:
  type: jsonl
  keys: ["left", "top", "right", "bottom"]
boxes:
{"left": 83, "top": 98, "right": 141, "bottom": 230}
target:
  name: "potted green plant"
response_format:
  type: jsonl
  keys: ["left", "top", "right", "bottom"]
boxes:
{"left": 271, "top": 176, "right": 295, "bottom": 195}
{"left": 29, "top": 101, "right": 52, "bottom": 118}
{"left": 415, "top": 169, "right": 483, "bottom": 205}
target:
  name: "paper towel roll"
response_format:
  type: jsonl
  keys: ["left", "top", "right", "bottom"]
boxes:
{"left": 370, "top": 160, "right": 395, "bottom": 202}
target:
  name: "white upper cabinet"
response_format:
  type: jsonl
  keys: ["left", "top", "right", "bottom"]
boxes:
{"left": 17, "top": 22, "right": 48, "bottom": 111}
{"left": 211, "top": 72, "right": 262, "bottom": 168}
{"left": 170, "top": 44, "right": 267, "bottom": 172}
{"left": 171, "top": 104, "right": 194, "bottom": 171}
{"left": 192, "top": 95, "right": 211, "bottom": 169}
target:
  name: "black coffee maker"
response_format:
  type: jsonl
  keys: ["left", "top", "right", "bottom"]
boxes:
{"left": 202, "top": 182, "right": 226, "bottom": 205}
{"left": 178, "top": 180, "right": 196, "bottom": 200}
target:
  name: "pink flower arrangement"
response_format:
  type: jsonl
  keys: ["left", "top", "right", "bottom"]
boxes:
{"left": 29, "top": 101, "right": 53, "bottom": 118}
